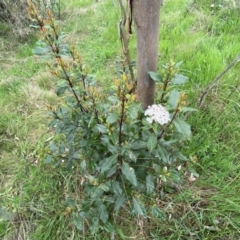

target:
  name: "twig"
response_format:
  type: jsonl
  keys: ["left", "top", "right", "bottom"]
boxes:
{"left": 197, "top": 52, "right": 240, "bottom": 108}
{"left": 118, "top": 0, "right": 135, "bottom": 84}
{"left": 224, "top": 83, "right": 240, "bottom": 102}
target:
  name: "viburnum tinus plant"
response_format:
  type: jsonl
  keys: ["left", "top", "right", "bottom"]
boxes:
{"left": 28, "top": 0, "right": 196, "bottom": 234}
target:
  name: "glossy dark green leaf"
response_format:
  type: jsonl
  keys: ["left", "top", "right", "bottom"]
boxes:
{"left": 98, "top": 203, "right": 109, "bottom": 223}
{"left": 132, "top": 140, "right": 146, "bottom": 150}
{"left": 45, "top": 155, "right": 53, "bottom": 164}
{"left": 82, "top": 200, "right": 92, "bottom": 212}
{"left": 33, "top": 46, "right": 51, "bottom": 55}
{"left": 147, "top": 134, "right": 158, "bottom": 153}
{"left": 65, "top": 197, "right": 77, "bottom": 208}
{"left": 56, "top": 86, "right": 68, "bottom": 96}
{"left": 128, "top": 150, "right": 137, "bottom": 162}
{"left": 181, "top": 107, "right": 197, "bottom": 113}
{"left": 121, "top": 161, "right": 137, "bottom": 186}
{"left": 106, "top": 165, "right": 118, "bottom": 177}
{"left": 106, "top": 113, "right": 119, "bottom": 124}
{"left": 133, "top": 198, "right": 144, "bottom": 216}
{"left": 152, "top": 163, "right": 161, "bottom": 173}
{"left": 168, "top": 89, "right": 180, "bottom": 109}
{"left": 108, "top": 96, "right": 118, "bottom": 104}
{"left": 73, "top": 214, "right": 83, "bottom": 230}
{"left": 175, "top": 61, "right": 183, "bottom": 68}
{"left": 114, "top": 195, "right": 127, "bottom": 211}
{"left": 50, "top": 142, "right": 57, "bottom": 152}
{"left": 99, "top": 155, "right": 118, "bottom": 173}
{"left": 98, "top": 183, "right": 109, "bottom": 192}
{"left": 149, "top": 71, "right": 162, "bottom": 82}
{"left": 146, "top": 174, "right": 155, "bottom": 194}
{"left": 96, "top": 124, "right": 108, "bottom": 133}
{"left": 157, "top": 145, "right": 169, "bottom": 164}
{"left": 107, "top": 144, "right": 118, "bottom": 154}
{"left": 91, "top": 188, "right": 104, "bottom": 200}
{"left": 109, "top": 132, "right": 118, "bottom": 145}
{"left": 172, "top": 74, "right": 188, "bottom": 85}
{"left": 127, "top": 103, "right": 141, "bottom": 119}
{"left": 150, "top": 206, "right": 165, "bottom": 219}
{"left": 58, "top": 79, "right": 68, "bottom": 86}
{"left": 112, "top": 181, "right": 123, "bottom": 196}
{"left": 173, "top": 117, "right": 191, "bottom": 139}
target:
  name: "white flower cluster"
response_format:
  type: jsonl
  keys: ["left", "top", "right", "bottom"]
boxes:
{"left": 145, "top": 104, "right": 171, "bottom": 125}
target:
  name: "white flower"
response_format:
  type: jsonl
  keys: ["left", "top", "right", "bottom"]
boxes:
{"left": 145, "top": 104, "right": 171, "bottom": 125}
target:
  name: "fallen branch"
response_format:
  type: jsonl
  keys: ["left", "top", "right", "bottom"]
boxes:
{"left": 197, "top": 52, "right": 240, "bottom": 108}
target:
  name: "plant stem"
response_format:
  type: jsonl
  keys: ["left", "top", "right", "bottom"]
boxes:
{"left": 118, "top": 94, "right": 125, "bottom": 147}
{"left": 157, "top": 106, "right": 179, "bottom": 140}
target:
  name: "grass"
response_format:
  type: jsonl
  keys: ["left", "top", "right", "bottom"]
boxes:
{"left": 1, "top": 0, "right": 240, "bottom": 239}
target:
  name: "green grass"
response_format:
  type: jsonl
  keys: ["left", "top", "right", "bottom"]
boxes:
{"left": 1, "top": 0, "right": 240, "bottom": 239}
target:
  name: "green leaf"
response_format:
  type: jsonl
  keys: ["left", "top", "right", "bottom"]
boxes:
{"left": 99, "top": 155, "right": 118, "bottom": 174}
{"left": 157, "top": 145, "right": 169, "bottom": 164}
{"left": 96, "top": 124, "right": 108, "bottom": 133}
{"left": 132, "top": 141, "right": 146, "bottom": 150}
{"left": 173, "top": 117, "right": 191, "bottom": 139}
{"left": 152, "top": 163, "right": 161, "bottom": 173}
{"left": 45, "top": 155, "right": 53, "bottom": 164}
{"left": 181, "top": 107, "right": 198, "bottom": 113}
{"left": 149, "top": 71, "right": 162, "bottom": 82}
{"left": 127, "top": 103, "right": 141, "bottom": 119}
{"left": 112, "top": 181, "right": 123, "bottom": 196}
{"left": 88, "top": 115, "right": 96, "bottom": 129}
{"left": 147, "top": 134, "right": 158, "bottom": 153}
{"left": 57, "top": 80, "right": 69, "bottom": 88}
{"left": 102, "top": 222, "right": 115, "bottom": 233}
{"left": 56, "top": 86, "right": 68, "bottom": 95}
{"left": 91, "top": 188, "right": 104, "bottom": 200}
{"left": 107, "top": 144, "right": 118, "bottom": 154}
{"left": 168, "top": 89, "right": 180, "bottom": 109}
{"left": 109, "top": 132, "right": 118, "bottom": 145}
{"left": 128, "top": 150, "right": 137, "bottom": 162}
{"left": 98, "top": 203, "right": 109, "bottom": 223}
{"left": 66, "top": 197, "right": 77, "bottom": 208}
{"left": 98, "top": 183, "right": 110, "bottom": 192}
{"left": 150, "top": 206, "right": 165, "bottom": 218}
{"left": 188, "top": 167, "right": 199, "bottom": 177}
{"left": 106, "top": 165, "right": 118, "bottom": 177}
{"left": 114, "top": 195, "right": 127, "bottom": 211}
{"left": 82, "top": 200, "right": 92, "bottom": 212}
{"left": 108, "top": 96, "right": 118, "bottom": 104}
{"left": 80, "top": 160, "right": 86, "bottom": 171}
{"left": 121, "top": 161, "right": 137, "bottom": 186}
{"left": 175, "top": 61, "right": 183, "bottom": 68}
{"left": 50, "top": 142, "right": 57, "bottom": 152}
{"left": 33, "top": 46, "right": 51, "bottom": 55}
{"left": 73, "top": 214, "right": 83, "bottom": 230}
{"left": 172, "top": 74, "right": 188, "bottom": 85}
{"left": 133, "top": 198, "right": 144, "bottom": 216}
{"left": 106, "top": 113, "right": 119, "bottom": 124}
{"left": 146, "top": 174, "right": 155, "bottom": 194}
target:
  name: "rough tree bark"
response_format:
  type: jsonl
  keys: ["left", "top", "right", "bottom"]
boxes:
{"left": 133, "top": 0, "right": 161, "bottom": 109}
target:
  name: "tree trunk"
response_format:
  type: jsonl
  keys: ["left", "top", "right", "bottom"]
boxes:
{"left": 133, "top": 0, "right": 161, "bottom": 109}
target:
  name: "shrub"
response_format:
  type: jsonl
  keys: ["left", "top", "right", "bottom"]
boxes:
{"left": 28, "top": 0, "right": 196, "bottom": 234}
